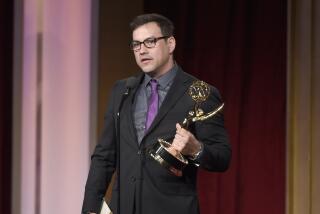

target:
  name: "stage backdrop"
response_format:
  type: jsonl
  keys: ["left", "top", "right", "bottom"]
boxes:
{"left": 144, "top": 1, "right": 287, "bottom": 214}
{"left": 287, "top": 0, "right": 320, "bottom": 213}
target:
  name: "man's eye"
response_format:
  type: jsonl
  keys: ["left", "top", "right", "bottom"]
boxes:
{"left": 145, "top": 39, "right": 155, "bottom": 45}
{"left": 131, "top": 42, "right": 140, "bottom": 47}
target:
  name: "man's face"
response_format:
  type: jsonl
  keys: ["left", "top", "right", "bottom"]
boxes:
{"left": 132, "top": 22, "right": 175, "bottom": 78}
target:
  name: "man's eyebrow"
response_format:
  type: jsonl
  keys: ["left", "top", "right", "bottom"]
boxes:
{"left": 132, "top": 36, "right": 155, "bottom": 42}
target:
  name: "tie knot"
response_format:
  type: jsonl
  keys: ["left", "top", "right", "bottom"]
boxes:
{"left": 150, "top": 79, "right": 158, "bottom": 91}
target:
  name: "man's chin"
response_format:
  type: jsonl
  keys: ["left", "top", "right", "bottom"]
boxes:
{"left": 141, "top": 67, "right": 155, "bottom": 74}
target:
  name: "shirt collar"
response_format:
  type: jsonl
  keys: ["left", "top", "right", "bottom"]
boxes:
{"left": 143, "top": 64, "right": 178, "bottom": 89}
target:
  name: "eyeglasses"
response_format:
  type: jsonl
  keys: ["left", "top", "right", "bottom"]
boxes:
{"left": 130, "top": 36, "right": 169, "bottom": 51}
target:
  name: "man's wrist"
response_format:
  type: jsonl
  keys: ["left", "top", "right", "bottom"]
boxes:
{"left": 189, "top": 142, "right": 203, "bottom": 160}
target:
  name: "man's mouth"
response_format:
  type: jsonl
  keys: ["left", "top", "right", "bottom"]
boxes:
{"left": 141, "top": 58, "right": 152, "bottom": 63}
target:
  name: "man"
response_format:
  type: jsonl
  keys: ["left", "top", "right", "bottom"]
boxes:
{"left": 82, "top": 13, "right": 231, "bottom": 214}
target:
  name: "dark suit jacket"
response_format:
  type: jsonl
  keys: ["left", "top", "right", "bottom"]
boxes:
{"left": 82, "top": 67, "right": 231, "bottom": 214}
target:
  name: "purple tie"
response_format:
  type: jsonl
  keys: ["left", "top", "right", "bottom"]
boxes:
{"left": 145, "top": 79, "right": 159, "bottom": 131}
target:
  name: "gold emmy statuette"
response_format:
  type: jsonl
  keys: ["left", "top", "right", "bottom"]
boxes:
{"left": 148, "top": 80, "right": 224, "bottom": 176}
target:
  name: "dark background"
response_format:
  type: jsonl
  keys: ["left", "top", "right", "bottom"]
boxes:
{"left": 0, "top": 0, "right": 13, "bottom": 213}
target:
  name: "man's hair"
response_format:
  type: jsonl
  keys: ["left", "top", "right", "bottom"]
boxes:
{"left": 130, "top": 13, "right": 175, "bottom": 37}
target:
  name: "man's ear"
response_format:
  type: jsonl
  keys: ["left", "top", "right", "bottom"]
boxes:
{"left": 168, "top": 36, "right": 176, "bottom": 54}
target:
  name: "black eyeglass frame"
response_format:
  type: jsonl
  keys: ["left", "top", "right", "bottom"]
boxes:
{"left": 130, "top": 36, "right": 170, "bottom": 51}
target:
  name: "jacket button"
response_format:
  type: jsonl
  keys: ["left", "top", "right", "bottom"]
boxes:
{"left": 131, "top": 176, "right": 136, "bottom": 182}
{"left": 137, "top": 150, "right": 141, "bottom": 155}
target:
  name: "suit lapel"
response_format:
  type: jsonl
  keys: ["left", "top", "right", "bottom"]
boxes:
{"left": 121, "top": 73, "right": 144, "bottom": 148}
{"left": 143, "top": 68, "right": 193, "bottom": 139}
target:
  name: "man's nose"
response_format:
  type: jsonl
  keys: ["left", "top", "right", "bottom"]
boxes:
{"left": 139, "top": 43, "right": 148, "bottom": 54}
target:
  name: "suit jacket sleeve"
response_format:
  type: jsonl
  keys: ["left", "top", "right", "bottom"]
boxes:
{"left": 195, "top": 86, "right": 231, "bottom": 172}
{"left": 82, "top": 81, "right": 123, "bottom": 213}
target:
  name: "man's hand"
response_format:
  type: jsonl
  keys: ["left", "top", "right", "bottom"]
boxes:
{"left": 169, "top": 123, "right": 202, "bottom": 156}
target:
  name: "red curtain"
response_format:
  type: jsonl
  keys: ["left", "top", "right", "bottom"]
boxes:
{"left": 145, "top": 1, "right": 287, "bottom": 214}
{"left": 0, "top": 0, "right": 13, "bottom": 213}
